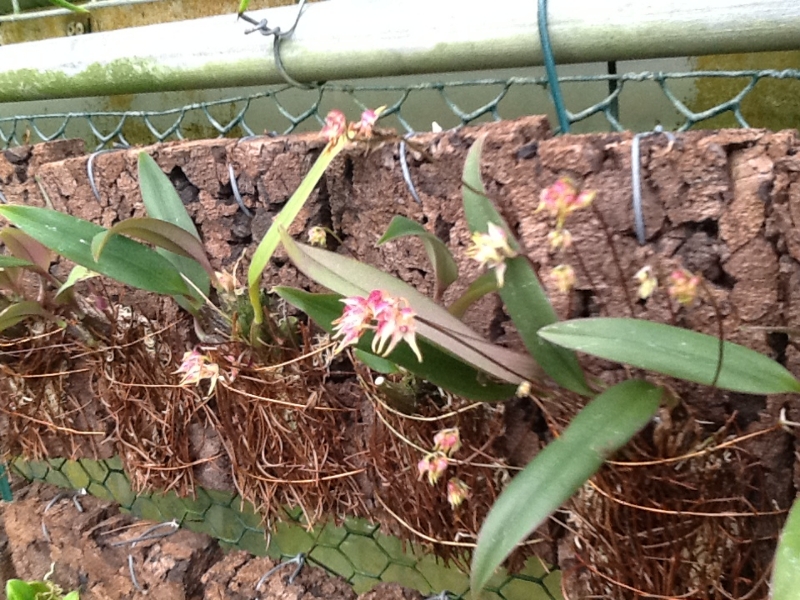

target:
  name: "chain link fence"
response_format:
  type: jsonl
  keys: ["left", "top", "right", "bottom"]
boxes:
{"left": 1, "top": 68, "right": 800, "bottom": 151}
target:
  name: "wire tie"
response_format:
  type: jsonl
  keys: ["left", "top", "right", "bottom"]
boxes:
{"left": 256, "top": 552, "right": 306, "bottom": 590}
{"left": 399, "top": 132, "right": 422, "bottom": 205}
{"left": 128, "top": 554, "right": 143, "bottom": 592}
{"left": 631, "top": 125, "right": 676, "bottom": 244}
{"left": 228, "top": 163, "right": 254, "bottom": 217}
{"left": 425, "top": 592, "right": 453, "bottom": 600}
{"left": 240, "top": 0, "right": 317, "bottom": 90}
{"left": 110, "top": 519, "right": 179, "bottom": 547}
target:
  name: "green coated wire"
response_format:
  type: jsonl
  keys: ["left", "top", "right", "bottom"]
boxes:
{"left": 0, "top": 464, "right": 12, "bottom": 501}
{"left": 537, "top": 0, "right": 570, "bottom": 134}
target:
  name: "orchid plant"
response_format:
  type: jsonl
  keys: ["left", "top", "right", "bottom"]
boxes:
{"left": 1, "top": 110, "right": 798, "bottom": 597}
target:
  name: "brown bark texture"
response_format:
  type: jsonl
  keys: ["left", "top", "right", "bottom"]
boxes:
{"left": 2, "top": 117, "right": 800, "bottom": 598}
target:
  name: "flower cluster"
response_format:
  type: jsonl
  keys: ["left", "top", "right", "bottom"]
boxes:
{"left": 668, "top": 268, "right": 700, "bottom": 306}
{"left": 634, "top": 265, "right": 658, "bottom": 300}
{"left": 632, "top": 265, "right": 701, "bottom": 306}
{"left": 537, "top": 178, "right": 596, "bottom": 294}
{"left": 417, "top": 428, "right": 470, "bottom": 508}
{"left": 307, "top": 226, "right": 327, "bottom": 247}
{"left": 537, "top": 177, "right": 595, "bottom": 231}
{"left": 321, "top": 107, "right": 386, "bottom": 145}
{"left": 175, "top": 348, "right": 220, "bottom": 397}
{"left": 465, "top": 222, "right": 518, "bottom": 288}
{"left": 332, "top": 290, "right": 422, "bottom": 362}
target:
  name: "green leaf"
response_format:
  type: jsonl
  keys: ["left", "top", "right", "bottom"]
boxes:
{"left": 138, "top": 152, "right": 210, "bottom": 300}
{"left": 0, "top": 301, "right": 51, "bottom": 333}
{"left": 274, "top": 287, "right": 517, "bottom": 402}
{"left": 354, "top": 348, "right": 401, "bottom": 375}
{"left": 237, "top": 0, "right": 251, "bottom": 15}
{"left": 0, "top": 228, "right": 53, "bottom": 273}
{"left": 48, "top": 0, "right": 89, "bottom": 13}
{"left": 448, "top": 271, "right": 498, "bottom": 319}
{"left": 0, "top": 205, "right": 192, "bottom": 298}
{"left": 471, "top": 379, "right": 662, "bottom": 591}
{"left": 278, "top": 229, "right": 542, "bottom": 385}
{"left": 91, "top": 217, "right": 217, "bottom": 285}
{"left": 539, "top": 317, "right": 800, "bottom": 394}
{"left": 501, "top": 258, "right": 591, "bottom": 395}
{"left": 772, "top": 496, "right": 800, "bottom": 600}
{"left": 63, "top": 592, "right": 81, "bottom": 600}
{"left": 0, "top": 256, "right": 36, "bottom": 269}
{"left": 5, "top": 579, "right": 37, "bottom": 600}
{"left": 378, "top": 215, "right": 458, "bottom": 299}
{"left": 54, "top": 265, "right": 97, "bottom": 304}
{"left": 461, "top": 135, "right": 519, "bottom": 252}
{"left": 247, "top": 138, "right": 347, "bottom": 323}
{"left": 461, "top": 135, "right": 590, "bottom": 395}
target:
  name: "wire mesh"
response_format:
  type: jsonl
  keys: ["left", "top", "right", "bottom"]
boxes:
{"left": 11, "top": 458, "right": 561, "bottom": 600}
{"left": 1, "top": 69, "right": 800, "bottom": 151}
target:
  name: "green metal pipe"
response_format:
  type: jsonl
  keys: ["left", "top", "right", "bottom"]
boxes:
{"left": 0, "top": 0, "right": 798, "bottom": 102}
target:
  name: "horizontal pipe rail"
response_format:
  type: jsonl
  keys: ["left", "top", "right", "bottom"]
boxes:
{"left": 0, "top": 0, "right": 798, "bottom": 102}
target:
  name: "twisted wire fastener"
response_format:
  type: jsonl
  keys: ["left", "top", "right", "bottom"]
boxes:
{"left": 256, "top": 552, "right": 306, "bottom": 590}
{"left": 240, "top": 0, "right": 315, "bottom": 90}
{"left": 228, "top": 163, "right": 254, "bottom": 217}
{"left": 398, "top": 132, "right": 422, "bottom": 205}
{"left": 110, "top": 519, "right": 179, "bottom": 547}
{"left": 631, "top": 125, "right": 676, "bottom": 244}
{"left": 87, "top": 145, "right": 129, "bottom": 204}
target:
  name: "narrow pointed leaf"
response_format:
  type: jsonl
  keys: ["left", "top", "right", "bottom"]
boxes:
{"left": 48, "top": 0, "right": 90, "bottom": 13}
{"left": 772, "top": 497, "right": 800, "bottom": 600}
{"left": 471, "top": 380, "right": 662, "bottom": 591}
{"left": 461, "top": 135, "right": 520, "bottom": 251}
{"left": 248, "top": 138, "right": 347, "bottom": 319}
{"left": 0, "top": 301, "right": 51, "bottom": 333}
{"left": 275, "top": 287, "right": 516, "bottom": 401}
{"left": 448, "top": 271, "right": 498, "bottom": 319}
{"left": 138, "top": 152, "right": 210, "bottom": 298}
{"left": 91, "top": 217, "right": 217, "bottom": 284}
{"left": 0, "top": 205, "right": 191, "bottom": 298}
{"left": 278, "top": 228, "right": 542, "bottom": 385}
{"left": 0, "top": 228, "right": 53, "bottom": 273}
{"left": 354, "top": 349, "right": 401, "bottom": 375}
{"left": 0, "top": 256, "right": 35, "bottom": 269}
{"left": 378, "top": 215, "right": 458, "bottom": 298}
{"left": 539, "top": 317, "right": 800, "bottom": 394}
{"left": 462, "top": 136, "right": 590, "bottom": 395}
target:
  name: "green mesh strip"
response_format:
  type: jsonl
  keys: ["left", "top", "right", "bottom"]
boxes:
{"left": 1, "top": 69, "right": 799, "bottom": 151}
{"left": 11, "top": 458, "right": 562, "bottom": 600}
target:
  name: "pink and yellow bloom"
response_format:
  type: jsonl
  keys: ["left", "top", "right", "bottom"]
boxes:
{"left": 348, "top": 106, "right": 384, "bottom": 139}
{"left": 668, "top": 269, "right": 700, "bottom": 306}
{"left": 446, "top": 478, "right": 470, "bottom": 509}
{"left": 466, "top": 222, "right": 518, "bottom": 287}
{"left": 537, "top": 178, "right": 595, "bottom": 229}
{"left": 331, "top": 290, "right": 423, "bottom": 362}
{"left": 175, "top": 349, "right": 220, "bottom": 396}
{"left": 321, "top": 110, "right": 347, "bottom": 144}
{"left": 418, "top": 452, "right": 449, "bottom": 485}
{"left": 433, "top": 428, "right": 461, "bottom": 456}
